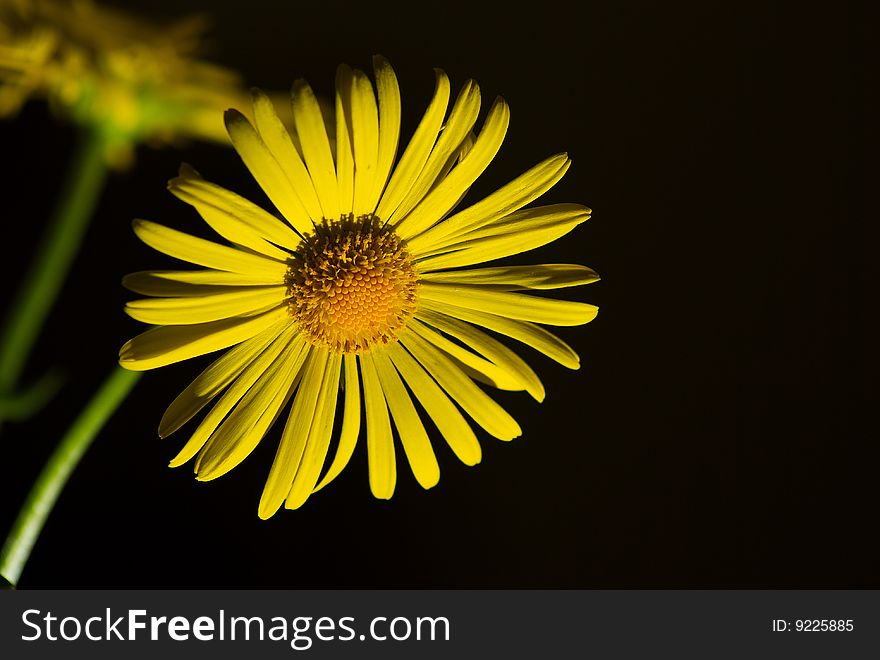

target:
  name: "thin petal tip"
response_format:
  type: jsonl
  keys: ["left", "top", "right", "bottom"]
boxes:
{"left": 196, "top": 469, "right": 222, "bottom": 482}
{"left": 462, "top": 450, "right": 482, "bottom": 467}
{"left": 284, "top": 496, "right": 308, "bottom": 511}
{"left": 173, "top": 162, "right": 199, "bottom": 182}
{"left": 157, "top": 417, "right": 174, "bottom": 439}
{"left": 117, "top": 357, "right": 149, "bottom": 372}
{"left": 223, "top": 107, "right": 247, "bottom": 129}
{"left": 291, "top": 77, "right": 315, "bottom": 99}
{"left": 257, "top": 503, "right": 280, "bottom": 521}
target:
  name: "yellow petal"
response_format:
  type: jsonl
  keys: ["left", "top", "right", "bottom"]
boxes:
{"left": 370, "top": 55, "right": 401, "bottom": 212}
{"left": 409, "top": 153, "right": 571, "bottom": 253}
{"left": 168, "top": 164, "right": 289, "bottom": 260}
{"left": 433, "top": 131, "right": 476, "bottom": 186}
{"left": 314, "top": 354, "right": 361, "bottom": 492}
{"left": 420, "top": 299, "right": 581, "bottom": 369}
{"left": 285, "top": 353, "right": 343, "bottom": 509}
{"left": 252, "top": 88, "right": 324, "bottom": 224}
{"left": 419, "top": 264, "right": 600, "bottom": 290}
{"left": 388, "top": 78, "right": 480, "bottom": 224}
{"left": 258, "top": 348, "right": 327, "bottom": 519}
{"left": 451, "top": 202, "right": 591, "bottom": 244}
{"left": 119, "top": 305, "right": 290, "bottom": 371}
{"left": 132, "top": 219, "right": 288, "bottom": 278}
{"left": 414, "top": 204, "right": 590, "bottom": 270}
{"left": 373, "top": 349, "right": 439, "bottom": 489}
{"left": 400, "top": 331, "right": 521, "bottom": 441}
{"left": 125, "top": 286, "right": 288, "bottom": 325}
{"left": 123, "top": 270, "right": 281, "bottom": 297}
{"left": 386, "top": 343, "right": 481, "bottom": 466}
{"left": 396, "top": 96, "right": 509, "bottom": 241}
{"left": 359, "top": 351, "right": 396, "bottom": 500}
{"left": 168, "top": 165, "right": 302, "bottom": 251}
{"left": 375, "top": 69, "right": 450, "bottom": 222}
{"left": 421, "top": 133, "right": 477, "bottom": 226}
{"left": 334, "top": 64, "right": 355, "bottom": 214}
{"left": 349, "top": 68, "right": 380, "bottom": 215}
{"left": 224, "top": 109, "right": 314, "bottom": 235}
{"left": 420, "top": 283, "right": 598, "bottom": 326}
{"left": 407, "top": 318, "right": 525, "bottom": 392}
{"left": 291, "top": 80, "right": 340, "bottom": 220}
{"left": 159, "top": 319, "right": 288, "bottom": 439}
{"left": 415, "top": 309, "right": 545, "bottom": 401}
{"left": 168, "top": 323, "right": 299, "bottom": 467}
{"left": 196, "top": 334, "right": 307, "bottom": 480}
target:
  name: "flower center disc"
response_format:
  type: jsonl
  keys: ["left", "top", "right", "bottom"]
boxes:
{"left": 286, "top": 214, "right": 419, "bottom": 354}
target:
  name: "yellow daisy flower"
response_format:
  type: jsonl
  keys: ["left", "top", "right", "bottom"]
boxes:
{"left": 119, "top": 56, "right": 599, "bottom": 519}
{"left": 0, "top": 0, "right": 251, "bottom": 167}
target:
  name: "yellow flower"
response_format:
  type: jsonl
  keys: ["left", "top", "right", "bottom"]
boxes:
{"left": 119, "top": 57, "right": 599, "bottom": 519}
{"left": 0, "top": 0, "right": 250, "bottom": 168}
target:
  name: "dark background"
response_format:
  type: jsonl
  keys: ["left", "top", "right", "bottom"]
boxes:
{"left": 0, "top": 0, "right": 871, "bottom": 588}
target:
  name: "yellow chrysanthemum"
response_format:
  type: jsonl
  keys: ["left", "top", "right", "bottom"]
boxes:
{"left": 0, "top": 0, "right": 250, "bottom": 167}
{"left": 119, "top": 57, "right": 599, "bottom": 519}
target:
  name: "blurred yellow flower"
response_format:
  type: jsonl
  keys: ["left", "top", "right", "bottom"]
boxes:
{"left": 120, "top": 57, "right": 599, "bottom": 518}
{"left": 0, "top": 0, "right": 251, "bottom": 167}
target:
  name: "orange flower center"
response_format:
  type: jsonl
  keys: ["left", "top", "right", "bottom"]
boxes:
{"left": 286, "top": 214, "right": 419, "bottom": 354}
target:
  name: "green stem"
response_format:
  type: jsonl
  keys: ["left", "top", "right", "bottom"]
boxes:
{"left": 0, "top": 366, "right": 140, "bottom": 587}
{"left": 0, "top": 368, "right": 65, "bottom": 422}
{"left": 0, "top": 127, "right": 108, "bottom": 419}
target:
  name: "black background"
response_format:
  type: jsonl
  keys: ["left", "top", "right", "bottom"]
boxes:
{"left": 0, "top": 0, "right": 871, "bottom": 588}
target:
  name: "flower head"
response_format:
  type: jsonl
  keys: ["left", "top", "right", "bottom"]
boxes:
{"left": 120, "top": 56, "right": 599, "bottom": 518}
{"left": 0, "top": 0, "right": 251, "bottom": 167}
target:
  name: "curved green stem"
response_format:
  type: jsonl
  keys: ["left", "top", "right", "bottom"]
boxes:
{"left": 0, "top": 127, "right": 108, "bottom": 423}
{"left": 0, "top": 366, "right": 140, "bottom": 587}
{"left": 0, "top": 369, "right": 65, "bottom": 422}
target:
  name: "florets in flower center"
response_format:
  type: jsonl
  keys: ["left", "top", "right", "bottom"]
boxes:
{"left": 285, "top": 214, "right": 419, "bottom": 354}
